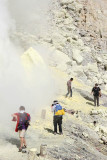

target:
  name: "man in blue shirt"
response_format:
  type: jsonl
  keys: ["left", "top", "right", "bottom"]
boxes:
{"left": 51, "top": 101, "right": 63, "bottom": 135}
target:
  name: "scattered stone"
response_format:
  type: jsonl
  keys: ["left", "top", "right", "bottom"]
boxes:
{"left": 84, "top": 63, "right": 98, "bottom": 78}
{"left": 99, "top": 126, "right": 107, "bottom": 136}
{"left": 96, "top": 57, "right": 102, "bottom": 63}
{"left": 95, "top": 126, "right": 100, "bottom": 132}
{"left": 84, "top": 37, "right": 91, "bottom": 42}
{"left": 79, "top": 30, "right": 86, "bottom": 37}
{"left": 72, "top": 49, "right": 83, "bottom": 64}
{"left": 28, "top": 148, "right": 37, "bottom": 160}
{"left": 75, "top": 155, "right": 80, "bottom": 160}
{"left": 90, "top": 110, "right": 99, "bottom": 115}
{"left": 101, "top": 136, "right": 107, "bottom": 144}
{"left": 98, "top": 139, "right": 104, "bottom": 144}
{"left": 40, "top": 144, "right": 47, "bottom": 157}
{"left": 72, "top": 35, "right": 78, "bottom": 41}
{"left": 82, "top": 132, "right": 89, "bottom": 138}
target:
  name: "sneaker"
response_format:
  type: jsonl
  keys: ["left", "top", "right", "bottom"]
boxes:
{"left": 54, "top": 132, "right": 57, "bottom": 135}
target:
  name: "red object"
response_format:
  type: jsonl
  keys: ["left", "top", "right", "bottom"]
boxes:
{"left": 12, "top": 117, "right": 17, "bottom": 121}
{"left": 13, "top": 113, "right": 30, "bottom": 132}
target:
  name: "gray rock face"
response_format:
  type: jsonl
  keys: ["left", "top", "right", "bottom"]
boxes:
{"left": 49, "top": 0, "right": 107, "bottom": 87}
{"left": 48, "top": 118, "right": 107, "bottom": 160}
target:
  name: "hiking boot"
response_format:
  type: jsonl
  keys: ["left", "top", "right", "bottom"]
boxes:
{"left": 18, "top": 148, "right": 22, "bottom": 152}
{"left": 22, "top": 145, "right": 27, "bottom": 149}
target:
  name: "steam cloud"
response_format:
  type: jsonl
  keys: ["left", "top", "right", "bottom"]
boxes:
{"left": 0, "top": 0, "right": 56, "bottom": 133}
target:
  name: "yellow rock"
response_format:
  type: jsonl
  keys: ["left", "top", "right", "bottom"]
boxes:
{"left": 21, "top": 47, "right": 45, "bottom": 70}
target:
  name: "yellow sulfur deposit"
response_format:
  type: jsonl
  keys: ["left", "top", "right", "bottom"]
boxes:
{"left": 21, "top": 47, "right": 45, "bottom": 70}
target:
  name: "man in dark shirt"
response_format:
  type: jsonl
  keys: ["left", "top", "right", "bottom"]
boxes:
{"left": 91, "top": 83, "right": 101, "bottom": 106}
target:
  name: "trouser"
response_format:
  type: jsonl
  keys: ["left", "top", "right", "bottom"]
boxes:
{"left": 54, "top": 116, "right": 62, "bottom": 133}
{"left": 66, "top": 88, "right": 72, "bottom": 97}
{"left": 94, "top": 96, "right": 99, "bottom": 106}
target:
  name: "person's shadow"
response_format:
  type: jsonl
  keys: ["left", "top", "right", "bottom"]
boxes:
{"left": 5, "top": 138, "right": 20, "bottom": 148}
{"left": 44, "top": 128, "right": 54, "bottom": 134}
{"left": 86, "top": 102, "right": 94, "bottom": 106}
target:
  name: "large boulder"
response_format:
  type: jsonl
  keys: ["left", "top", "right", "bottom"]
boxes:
{"left": 52, "top": 33, "right": 67, "bottom": 49}
{"left": 72, "top": 49, "right": 83, "bottom": 65}
{"left": 67, "top": 65, "right": 86, "bottom": 80}
{"left": 96, "top": 57, "right": 102, "bottom": 63}
{"left": 84, "top": 63, "right": 98, "bottom": 74}
{"left": 71, "top": 66, "right": 86, "bottom": 80}
{"left": 48, "top": 48, "right": 72, "bottom": 72}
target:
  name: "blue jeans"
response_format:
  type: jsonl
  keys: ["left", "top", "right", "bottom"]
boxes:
{"left": 66, "top": 88, "right": 72, "bottom": 97}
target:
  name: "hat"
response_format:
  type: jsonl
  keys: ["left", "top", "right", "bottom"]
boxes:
{"left": 53, "top": 100, "right": 59, "bottom": 104}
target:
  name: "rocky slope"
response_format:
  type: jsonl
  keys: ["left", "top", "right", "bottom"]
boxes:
{"left": 10, "top": 0, "right": 107, "bottom": 91}
{"left": 4, "top": 1, "right": 107, "bottom": 160}
{"left": 10, "top": 0, "right": 107, "bottom": 90}
{"left": 44, "top": 0, "right": 107, "bottom": 90}
{"left": 0, "top": 48, "right": 107, "bottom": 160}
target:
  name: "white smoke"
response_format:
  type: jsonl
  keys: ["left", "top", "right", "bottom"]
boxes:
{"left": 8, "top": 0, "right": 51, "bottom": 36}
{"left": 0, "top": 0, "right": 56, "bottom": 128}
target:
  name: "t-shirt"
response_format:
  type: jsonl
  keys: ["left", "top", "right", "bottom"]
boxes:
{"left": 67, "top": 80, "right": 71, "bottom": 88}
{"left": 92, "top": 87, "right": 101, "bottom": 96}
{"left": 14, "top": 112, "right": 30, "bottom": 132}
{"left": 51, "top": 104, "right": 62, "bottom": 117}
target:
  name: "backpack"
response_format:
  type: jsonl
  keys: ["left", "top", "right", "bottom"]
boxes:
{"left": 55, "top": 104, "right": 65, "bottom": 116}
{"left": 18, "top": 113, "right": 29, "bottom": 130}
